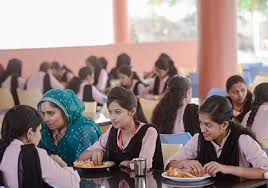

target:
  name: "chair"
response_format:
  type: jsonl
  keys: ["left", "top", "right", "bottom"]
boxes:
{"left": 207, "top": 88, "right": 227, "bottom": 97}
{"left": 188, "top": 72, "right": 199, "bottom": 98}
{"left": 249, "top": 73, "right": 268, "bottom": 92}
{"left": 160, "top": 132, "right": 192, "bottom": 145}
{"left": 161, "top": 143, "right": 182, "bottom": 162}
{"left": 84, "top": 101, "right": 97, "bottom": 115}
{"left": 100, "top": 104, "right": 110, "bottom": 118}
{"left": 139, "top": 98, "right": 159, "bottom": 123}
{"left": 17, "top": 89, "right": 42, "bottom": 109}
{"left": 0, "top": 89, "right": 14, "bottom": 110}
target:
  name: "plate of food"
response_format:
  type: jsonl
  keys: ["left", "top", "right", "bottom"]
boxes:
{"left": 73, "top": 160, "right": 115, "bottom": 170}
{"left": 162, "top": 167, "right": 210, "bottom": 182}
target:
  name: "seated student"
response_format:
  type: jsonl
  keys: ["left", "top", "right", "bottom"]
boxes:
{"left": 1, "top": 58, "right": 26, "bottom": 105}
{"left": 152, "top": 76, "right": 199, "bottom": 136}
{"left": 38, "top": 89, "right": 102, "bottom": 166}
{"left": 80, "top": 87, "right": 164, "bottom": 170}
{"left": 0, "top": 105, "right": 80, "bottom": 188}
{"left": 166, "top": 95, "right": 268, "bottom": 180}
{"left": 242, "top": 83, "right": 268, "bottom": 140}
{"left": 108, "top": 53, "right": 131, "bottom": 86}
{"left": 66, "top": 66, "right": 107, "bottom": 105}
{"left": 26, "top": 62, "right": 64, "bottom": 94}
{"left": 117, "top": 65, "right": 146, "bottom": 96}
{"left": 226, "top": 75, "right": 252, "bottom": 123}
{"left": 144, "top": 56, "right": 178, "bottom": 99}
{"left": 85, "top": 56, "right": 108, "bottom": 92}
{"left": 60, "top": 65, "right": 74, "bottom": 83}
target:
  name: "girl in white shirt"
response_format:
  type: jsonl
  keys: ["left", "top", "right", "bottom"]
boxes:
{"left": 66, "top": 66, "right": 107, "bottom": 105}
{"left": 167, "top": 96, "right": 268, "bottom": 180}
{"left": 117, "top": 65, "right": 146, "bottom": 96}
{"left": 0, "top": 105, "right": 80, "bottom": 188}
{"left": 152, "top": 76, "right": 199, "bottom": 135}
{"left": 242, "top": 82, "right": 268, "bottom": 140}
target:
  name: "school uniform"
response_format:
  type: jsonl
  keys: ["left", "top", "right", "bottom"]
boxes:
{"left": 1, "top": 75, "right": 26, "bottom": 105}
{"left": 96, "top": 69, "right": 108, "bottom": 92}
{"left": 26, "top": 72, "right": 64, "bottom": 94}
{"left": 87, "top": 122, "right": 164, "bottom": 170}
{"left": 166, "top": 130, "right": 268, "bottom": 180}
{"left": 242, "top": 104, "right": 268, "bottom": 140}
{"left": 147, "top": 75, "right": 170, "bottom": 95}
{"left": 173, "top": 103, "right": 200, "bottom": 136}
{"left": 0, "top": 139, "right": 80, "bottom": 188}
{"left": 77, "top": 82, "right": 107, "bottom": 105}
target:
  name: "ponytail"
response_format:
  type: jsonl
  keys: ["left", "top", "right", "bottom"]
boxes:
{"left": 246, "top": 101, "right": 260, "bottom": 128}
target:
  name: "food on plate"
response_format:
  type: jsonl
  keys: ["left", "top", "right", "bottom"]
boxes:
{"left": 73, "top": 160, "right": 113, "bottom": 168}
{"left": 166, "top": 167, "right": 197, "bottom": 178}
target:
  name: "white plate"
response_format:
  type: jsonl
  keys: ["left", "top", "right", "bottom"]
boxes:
{"left": 162, "top": 172, "right": 210, "bottom": 182}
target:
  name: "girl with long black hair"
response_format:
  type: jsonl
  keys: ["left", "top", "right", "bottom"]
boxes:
{"left": 80, "top": 87, "right": 163, "bottom": 170}
{"left": 167, "top": 95, "right": 268, "bottom": 180}
{"left": 0, "top": 105, "right": 80, "bottom": 188}
{"left": 242, "top": 83, "right": 268, "bottom": 140}
{"left": 152, "top": 76, "right": 199, "bottom": 135}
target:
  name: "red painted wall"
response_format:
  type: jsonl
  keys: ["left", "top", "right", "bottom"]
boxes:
{"left": 0, "top": 40, "right": 197, "bottom": 78}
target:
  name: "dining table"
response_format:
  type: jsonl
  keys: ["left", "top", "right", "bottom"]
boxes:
{"left": 78, "top": 167, "right": 268, "bottom": 188}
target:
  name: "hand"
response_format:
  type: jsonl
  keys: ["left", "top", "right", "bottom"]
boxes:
{"left": 91, "top": 149, "right": 104, "bottom": 165}
{"left": 119, "top": 160, "right": 133, "bottom": 169}
{"left": 50, "top": 155, "right": 67, "bottom": 167}
{"left": 180, "top": 160, "right": 205, "bottom": 176}
{"left": 203, "top": 161, "right": 228, "bottom": 177}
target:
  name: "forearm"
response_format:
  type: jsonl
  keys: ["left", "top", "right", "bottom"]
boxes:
{"left": 226, "top": 166, "right": 266, "bottom": 179}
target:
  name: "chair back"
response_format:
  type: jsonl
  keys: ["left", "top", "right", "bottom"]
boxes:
{"left": 161, "top": 143, "right": 182, "bottom": 162}
{"left": 100, "top": 104, "right": 110, "bottom": 118}
{"left": 207, "top": 88, "right": 227, "bottom": 97}
{"left": 17, "top": 89, "right": 42, "bottom": 109}
{"left": 160, "top": 132, "right": 192, "bottom": 145}
{"left": 0, "top": 89, "right": 14, "bottom": 110}
{"left": 84, "top": 101, "right": 97, "bottom": 112}
{"left": 139, "top": 98, "right": 159, "bottom": 123}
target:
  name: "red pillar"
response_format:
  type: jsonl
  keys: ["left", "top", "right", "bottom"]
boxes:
{"left": 113, "top": 0, "right": 130, "bottom": 43}
{"left": 197, "top": 0, "right": 238, "bottom": 100}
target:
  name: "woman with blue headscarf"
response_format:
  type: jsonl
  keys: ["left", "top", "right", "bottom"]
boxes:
{"left": 38, "top": 89, "right": 102, "bottom": 165}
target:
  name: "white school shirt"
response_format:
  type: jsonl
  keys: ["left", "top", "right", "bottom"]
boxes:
{"left": 0, "top": 139, "right": 80, "bottom": 188}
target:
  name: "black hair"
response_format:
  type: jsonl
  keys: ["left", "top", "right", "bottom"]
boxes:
{"left": 50, "top": 61, "right": 61, "bottom": 70}
{"left": 1, "top": 58, "right": 22, "bottom": 84}
{"left": 200, "top": 95, "right": 258, "bottom": 142}
{"left": 154, "top": 57, "right": 177, "bottom": 78}
{"left": 79, "top": 66, "right": 93, "bottom": 79}
{"left": 98, "top": 57, "right": 108, "bottom": 70}
{"left": 39, "top": 62, "right": 50, "bottom": 73}
{"left": 107, "top": 87, "right": 147, "bottom": 123}
{"left": 246, "top": 83, "right": 268, "bottom": 128}
{"left": 66, "top": 66, "right": 93, "bottom": 94}
{"left": 116, "top": 53, "right": 131, "bottom": 68}
{"left": 88, "top": 60, "right": 102, "bottom": 86}
{"left": 226, "top": 75, "right": 246, "bottom": 92}
{"left": 152, "top": 76, "right": 190, "bottom": 133}
{"left": 85, "top": 55, "right": 98, "bottom": 67}
{"left": 0, "top": 105, "right": 42, "bottom": 184}
{"left": 117, "top": 65, "right": 132, "bottom": 78}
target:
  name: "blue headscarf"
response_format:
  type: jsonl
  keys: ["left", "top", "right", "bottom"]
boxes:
{"left": 38, "top": 89, "right": 102, "bottom": 165}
